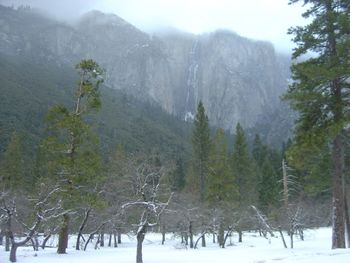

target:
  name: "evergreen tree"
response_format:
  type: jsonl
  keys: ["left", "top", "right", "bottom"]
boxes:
{"left": 252, "top": 134, "right": 282, "bottom": 214}
{"left": 252, "top": 134, "right": 266, "bottom": 167}
{"left": 109, "top": 144, "right": 126, "bottom": 179}
{"left": 190, "top": 101, "right": 211, "bottom": 201}
{"left": 207, "top": 128, "right": 236, "bottom": 204}
{"left": 257, "top": 157, "right": 279, "bottom": 214}
{"left": 0, "top": 132, "right": 26, "bottom": 192}
{"left": 170, "top": 156, "right": 186, "bottom": 192}
{"left": 284, "top": 0, "right": 350, "bottom": 248}
{"left": 44, "top": 59, "right": 104, "bottom": 254}
{"left": 231, "top": 123, "right": 255, "bottom": 207}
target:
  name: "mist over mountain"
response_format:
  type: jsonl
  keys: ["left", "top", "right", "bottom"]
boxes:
{"left": 0, "top": 5, "right": 294, "bottom": 145}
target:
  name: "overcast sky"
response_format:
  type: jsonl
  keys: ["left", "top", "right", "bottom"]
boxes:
{"left": 1, "top": 0, "right": 307, "bottom": 53}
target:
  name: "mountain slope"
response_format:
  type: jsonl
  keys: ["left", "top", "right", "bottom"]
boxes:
{"left": 0, "top": 50, "right": 191, "bottom": 158}
{"left": 0, "top": 5, "right": 294, "bottom": 146}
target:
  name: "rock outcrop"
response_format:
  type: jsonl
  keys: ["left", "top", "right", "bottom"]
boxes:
{"left": 0, "top": 5, "right": 293, "bottom": 136}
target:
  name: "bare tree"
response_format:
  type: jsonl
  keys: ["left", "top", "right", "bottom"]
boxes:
{"left": 1, "top": 187, "right": 63, "bottom": 262}
{"left": 121, "top": 156, "right": 173, "bottom": 263}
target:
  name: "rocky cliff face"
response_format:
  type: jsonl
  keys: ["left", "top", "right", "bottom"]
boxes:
{"left": 0, "top": 6, "right": 292, "bottom": 135}
{"left": 159, "top": 30, "right": 291, "bottom": 130}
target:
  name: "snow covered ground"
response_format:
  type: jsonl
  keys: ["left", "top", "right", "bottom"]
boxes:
{"left": 1, "top": 228, "right": 350, "bottom": 263}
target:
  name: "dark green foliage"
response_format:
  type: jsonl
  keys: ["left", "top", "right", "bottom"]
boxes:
{"left": 284, "top": 0, "right": 350, "bottom": 150}
{"left": 257, "top": 158, "right": 280, "bottom": 213}
{"left": 304, "top": 145, "right": 332, "bottom": 198}
{"left": 0, "top": 51, "right": 191, "bottom": 160}
{"left": 190, "top": 101, "right": 211, "bottom": 201}
{"left": 284, "top": 0, "right": 350, "bottom": 248}
{"left": 207, "top": 128, "right": 237, "bottom": 204}
{"left": 231, "top": 123, "right": 255, "bottom": 207}
{"left": 170, "top": 156, "right": 186, "bottom": 192}
{"left": 74, "top": 59, "right": 104, "bottom": 112}
{"left": 0, "top": 132, "right": 26, "bottom": 191}
{"left": 252, "top": 134, "right": 281, "bottom": 213}
{"left": 43, "top": 59, "right": 104, "bottom": 210}
{"left": 0, "top": 53, "right": 76, "bottom": 156}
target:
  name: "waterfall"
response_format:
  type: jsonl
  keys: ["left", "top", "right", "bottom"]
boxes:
{"left": 184, "top": 38, "right": 199, "bottom": 121}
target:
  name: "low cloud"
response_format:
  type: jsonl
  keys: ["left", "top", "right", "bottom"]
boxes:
{"left": 0, "top": 0, "right": 307, "bottom": 53}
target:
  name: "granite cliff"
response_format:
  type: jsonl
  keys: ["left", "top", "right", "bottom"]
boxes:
{"left": 0, "top": 6, "right": 293, "bottom": 138}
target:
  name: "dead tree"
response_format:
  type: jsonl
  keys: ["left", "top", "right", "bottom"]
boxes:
{"left": 279, "top": 160, "right": 304, "bottom": 248}
{"left": 251, "top": 205, "right": 274, "bottom": 239}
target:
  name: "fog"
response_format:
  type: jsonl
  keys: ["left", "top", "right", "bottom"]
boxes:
{"left": 0, "top": 0, "right": 307, "bottom": 53}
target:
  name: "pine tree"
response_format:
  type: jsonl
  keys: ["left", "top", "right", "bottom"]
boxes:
{"left": 0, "top": 132, "right": 25, "bottom": 192}
{"left": 252, "top": 134, "right": 266, "bottom": 168}
{"left": 44, "top": 59, "right": 104, "bottom": 254}
{"left": 190, "top": 101, "right": 211, "bottom": 201}
{"left": 207, "top": 128, "right": 236, "bottom": 204}
{"left": 252, "top": 134, "right": 282, "bottom": 214}
{"left": 257, "top": 157, "right": 279, "bottom": 214}
{"left": 284, "top": 0, "right": 350, "bottom": 249}
{"left": 231, "top": 123, "right": 255, "bottom": 207}
{"left": 171, "top": 156, "right": 186, "bottom": 192}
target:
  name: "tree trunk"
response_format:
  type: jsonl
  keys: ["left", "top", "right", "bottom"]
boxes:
{"left": 94, "top": 234, "right": 100, "bottom": 250}
{"left": 184, "top": 232, "right": 188, "bottom": 245}
{"left": 222, "top": 227, "right": 233, "bottom": 248}
{"left": 30, "top": 237, "right": 39, "bottom": 251}
{"left": 332, "top": 134, "right": 346, "bottom": 249}
{"left": 212, "top": 233, "right": 216, "bottom": 244}
{"left": 189, "top": 221, "right": 194, "bottom": 248}
{"left": 344, "top": 193, "right": 350, "bottom": 248}
{"left": 83, "top": 222, "right": 108, "bottom": 251}
{"left": 57, "top": 213, "right": 70, "bottom": 254}
{"left": 108, "top": 233, "right": 112, "bottom": 247}
{"left": 238, "top": 230, "right": 243, "bottom": 243}
{"left": 84, "top": 234, "right": 94, "bottom": 251}
{"left": 100, "top": 230, "right": 105, "bottom": 247}
{"left": 76, "top": 208, "right": 91, "bottom": 250}
{"left": 113, "top": 231, "right": 118, "bottom": 247}
{"left": 194, "top": 234, "right": 203, "bottom": 249}
{"left": 282, "top": 159, "right": 289, "bottom": 208}
{"left": 279, "top": 227, "right": 287, "bottom": 248}
{"left": 0, "top": 230, "right": 3, "bottom": 246}
{"left": 41, "top": 233, "right": 52, "bottom": 249}
{"left": 95, "top": 234, "right": 101, "bottom": 250}
{"left": 218, "top": 224, "right": 224, "bottom": 247}
{"left": 161, "top": 231, "right": 166, "bottom": 245}
{"left": 201, "top": 233, "right": 206, "bottom": 247}
{"left": 5, "top": 235, "right": 10, "bottom": 251}
{"left": 136, "top": 224, "right": 147, "bottom": 263}
{"left": 9, "top": 243, "right": 18, "bottom": 262}
{"left": 5, "top": 216, "right": 12, "bottom": 252}
{"left": 118, "top": 230, "right": 122, "bottom": 244}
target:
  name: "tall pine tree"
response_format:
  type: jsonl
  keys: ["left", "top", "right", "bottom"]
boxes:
{"left": 44, "top": 59, "right": 104, "bottom": 254}
{"left": 190, "top": 101, "right": 211, "bottom": 201}
{"left": 207, "top": 128, "right": 236, "bottom": 204}
{"left": 231, "top": 123, "right": 255, "bottom": 207}
{"left": 252, "top": 134, "right": 281, "bottom": 214}
{"left": 284, "top": 0, "right": 350, "bottom": 248}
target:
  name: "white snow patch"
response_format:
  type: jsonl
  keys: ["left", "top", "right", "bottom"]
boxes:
{"left": 1, "top": 228, "right": 350, "bottom": 263}
{"left": 184, "top": 111, "right": 194, "bottom": 122}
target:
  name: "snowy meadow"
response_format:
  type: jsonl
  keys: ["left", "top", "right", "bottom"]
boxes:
{"left": 1, "top": 228, "right": 349, "bottom": 263}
